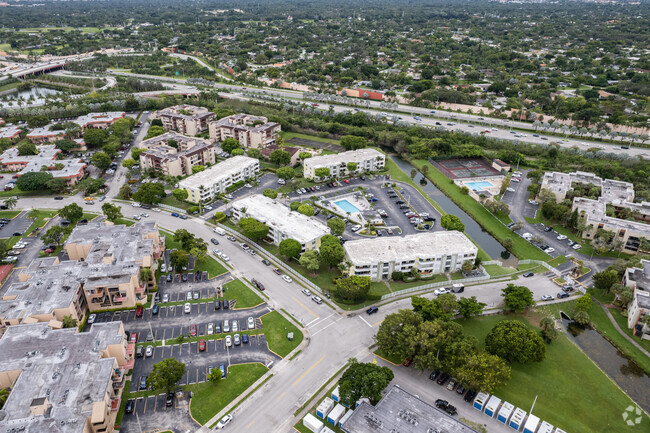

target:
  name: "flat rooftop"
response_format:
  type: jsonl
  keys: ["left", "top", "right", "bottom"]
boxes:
{"left": 344, "top": 231, "right": 477, "bottom": 265}
{"left": 0, "top": 125, "right": 22, "bottom": 139}
{"left": 0, "top": 144, "right": 86, "bottom": 179}
{"left": 178, "top": 155, "right": 258, "bottom": 189}
{"left": 627, "top": 259, "right": 650, "bottom": 292}
{"left": 0, "top": 322, "right": 123, "bottom": 433}
{"left": 212, "top": 113, "right": 279, "bottom": 133}
{"left": 305, "top": 148, "right": 384, "bottom": 169}
{"left": 73, "top": 112, "right": 124, "bottom": 128}
{"left": 542, "top": 171, "right": 635, "bottom": 203}
{"left": 341, "top": 385, "right": 479, "bottom": 433}
{"left": 140, "top": 131, "right": 214, "bottom": 161}
{"left": 232, "top": 194, "right": 329, "bottom": 244}
{"left": 155, "top": 104, "right": 213, "bottom": 120}
{"left": 573, "top": 197, "right": 650, "bottom": 237}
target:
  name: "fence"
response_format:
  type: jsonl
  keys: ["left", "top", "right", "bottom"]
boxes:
{"left": 217, "top": 224, "right": 323, "bottom": 294}
{"left": 159, "top": 203, "right": 186, "bottom": 214}
{"left": 380, "top": 274, "right": 490, "bottom": 300}
{"left": 482, "top": 259, "right": 562, "bottom": 277}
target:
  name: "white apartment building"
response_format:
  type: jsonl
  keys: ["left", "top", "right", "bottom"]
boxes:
{"left": 343, "top": 231, "right": 477, "bottom": 281}
{"left": 230, "top": 194, "right": 329, "bottom": 251}
{"left": 178, "top": 155, "right": 259, "bottom": 203}
{"left": 209, "top": 113, "right": 281, "bottom": 148}
{"left": 303, "top": 148, "right": 385, "bottom": 180}
{"left": 624, "top": 259, "right": 650, "bottom": 340}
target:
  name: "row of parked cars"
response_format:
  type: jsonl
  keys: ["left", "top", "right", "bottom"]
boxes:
{"left": 429, "top": 369, "right": 478, "bottom": 411}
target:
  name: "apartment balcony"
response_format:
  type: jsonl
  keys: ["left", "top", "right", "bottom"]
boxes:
{"left": 126, "top": 343, "right": 135, "bottom": 357}
{"left": 111, "top": 397, "right": 121, "bottom": 412}
{"left": 135, "top": 285, "right": 146, "bottom": 293}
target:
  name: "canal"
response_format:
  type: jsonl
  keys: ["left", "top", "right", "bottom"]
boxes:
{"left": 389, "top": 155, "right": 505, "bottom": 259}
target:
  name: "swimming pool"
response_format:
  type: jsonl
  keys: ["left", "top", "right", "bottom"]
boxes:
{"left": 334, "top": 199, "right": 360, "bottom": 214}
{"left": 464, "top": 181, "right": 493, "bottom": 191}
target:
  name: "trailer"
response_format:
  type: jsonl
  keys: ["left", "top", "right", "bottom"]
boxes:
{"left": 356, "top": 397, "right": 370, "bottom": 408}
{"left": 303, "top": 413, "right": 324, "bottom": 433}
{"left": 509, "top": 407, "right": 527, "bottom": 431}
{"left": 331, "top": 386, "right": 340, "bottom": 403}
{"left": 321, "top": 428, "right": 335, "bottom": 433}
{"left": 316, "top": 397, "right": 335, "bottom": 419}
{"left": 473, "top": 392, "right": 490, "bottom": 412}
{"left": 327, "top": 404, "right": 346, "bottom": 426}
{"left": 554, "top": 429, "right": 568, "bottom": 433}
{"left": 537, "top": 421, "right": 554, "bottom": 433}
{"left": 484, "top": 395, "right": 502, "bottom": 418}
{"left": 339, "top": 409, "right": 353, "bottom": 427}
{"left": 523, "top": 414, "right": 540, "bottom": 433}
{"left": 497, "top": 402, "right": 515, "bottom": 424}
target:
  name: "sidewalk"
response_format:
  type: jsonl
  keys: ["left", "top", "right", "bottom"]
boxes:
{"left": 594, "top": 299, "right": 650, "bottom": 358}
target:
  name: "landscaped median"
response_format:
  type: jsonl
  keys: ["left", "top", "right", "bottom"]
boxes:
{"left": 224, "top": 279, "right": 265, "bottom": 308}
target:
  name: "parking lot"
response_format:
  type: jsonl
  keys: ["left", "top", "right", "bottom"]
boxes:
{"left": 0, "top": 210, "right": 32, "bottom": 237}
{"left": 121, "top": 391, "right": 198, "bottom": 433}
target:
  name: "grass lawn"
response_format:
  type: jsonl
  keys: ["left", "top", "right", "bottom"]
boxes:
{"left": 0, "top": 81, "right": 21, "bottom": 92}
{"left": 457, "top": 313, "right": 649, "bottom": 433}
{"left": 283, "top": 131, "right": 341, "bottom": 145}
{"left": 594, "top": 305, "right": 650, "bottom": 372}
{"left": 412, "top": 159, "right": 549, "bottom": 261}
{"left": 162, "top": 232, "right": 182, "bottom": 249}
{"left": 261, "top": 311, "right": 303, "bottom": 357}
{"left": 0, "top": 187, "right": 52, "bottom": 197}
{"left": 483, "top": 264, "right": 516, "bottom": 277}
{"left": 0, "top": 210, "right": 20, "bottom": 218}
{"left": 223, "top": 279, "right": 264, "bottom": 308}
{"left": 160, "top": 195, "right": 192, "bottom": 210}
{"left": 112, "top": 217, "right": 135, "bottom": 227}
{"left": 374, "top": 347, "right": 402, "bottom": 365}
{"left": 188, "top": 363, "right": 268, "bottom": 425}
{"left": 25, "top": 210, "right": 58, "bottom": 234}
{"left": 197, "top": 255, "right": 228, "bottom": 278}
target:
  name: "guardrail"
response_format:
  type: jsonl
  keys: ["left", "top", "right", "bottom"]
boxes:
{"left": 482, "top": 259, "right": 561, "bottom": 277}
{"left": 380, "top": 274, "right": 490, "bottom": 300}
{"left": 217, "top": 224, "right": 323, "bottom": 294}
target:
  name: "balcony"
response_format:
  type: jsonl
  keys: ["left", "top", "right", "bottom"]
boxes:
{"left": 111, "top": 397, "right": 121, "bottom": 412}
{"left": 113, "top": 294, "right": 127, "bottom": 303}
{"left": 135, "top": 285, "right": 146, "bottom": 293}
{"left": 126, "top": 343, "right": 135, "bottom": 357}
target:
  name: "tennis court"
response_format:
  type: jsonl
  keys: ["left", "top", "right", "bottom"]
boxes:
{"left": 434, "top": 158, "right": 502, "bottom": 180}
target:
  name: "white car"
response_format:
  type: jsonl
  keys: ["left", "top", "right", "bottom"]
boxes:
{"left": 511, "top": 177, "right": 520, "bottom": 182}
{"left": 161, "top": 263, "right": 167, "bottom": 272}
{"left": 221, "top": 254, "right": 230, "bottom": 261}
{"left": 573, "top": 244, "right": 582, "bottom": 250}
{"left": 87, "top": 314, "right": 96, "bottom": 324}
{"left": 184, "top": 303, "right": 191, "bottom": 314}
{"left": 205, "top": 205, "right": 213, "bottom": 211}
{"left": 302, "top": 289, "right": 312, "bottom": 296}
{"left": 506, "top": 187, "right": 516, "bottom": 192}
{"left": 282, "top": 275, "right": 293, "bottom": 283}
{"left": 207, "top": 323, "right": 214, "bottom": 335}
{"left": 145, "top": 345, "right": 153, "bottom": 357}
{"left": 216, "top": 414, "right": 232, "bottom": 429}
{"left": 225, "top": 335, "right": 232, "bottom": 347}
{"left": 544, "top": 247, "right": 555, "bottom": 254}
{"left": 351, "top": 225, "right": 362, "bottom": 232}
{"left": 434, "top": 288, "right": 449, "bottom": 296}
{"left": 248, "top": 317, "right": 255, "bottom": 329}
{"left": 557, "top": 235, "right": 567, "bottom": 240}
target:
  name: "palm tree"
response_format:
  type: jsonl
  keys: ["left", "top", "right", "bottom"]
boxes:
{"left": 4, "top": 198, "right": 17, "bottom": 210}
{"left": 139, "top": 268, "right": 153, "bottom": 289}
{"left": 0, "top": 387, "right": 9, "bottom": 409}
{"left": 62, "top": 315, "right": 77, "bottom": 329}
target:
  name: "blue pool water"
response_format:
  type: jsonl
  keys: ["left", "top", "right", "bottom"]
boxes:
{"left": 335, "top": 199, "right": 360, "bottom": 213}
{"left": 464, "top": 181, "right": 493, "bottom": 191}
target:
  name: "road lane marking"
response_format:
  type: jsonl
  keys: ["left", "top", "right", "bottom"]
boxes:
{"left": 358, "top": 315, "right": 372, "bottom": 327}
{"left": 305, "top": 317, "right": 320, "bottom": 327}
{"left": 311, "top": 317, "right": 343, "bottom": 337}
{"left": 292, "top": 355, "right": 326, "bottom": 387}
{"left": 246, "top": 419, "right": 256, "bottom": 429}
{"left": 277, "top": 391, "right": 286, "bottom": 400}
{"left": 290, "top": 296, "right": 318, "bottom": 318}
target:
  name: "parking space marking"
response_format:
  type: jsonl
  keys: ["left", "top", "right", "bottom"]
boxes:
{"left": 290, "top": 296, "right": 318, "bottom": 318}
{"left": 292, "top": 355, "right": 326, "bottom": 387}
{"left": 372, "top": 319, "right": 384, "bottom": 327}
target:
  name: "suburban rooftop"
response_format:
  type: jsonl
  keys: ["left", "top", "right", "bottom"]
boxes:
{"left": 542, "top": 171, "right": 635, "bottom": 203}
{"left": 344, "top": 231, "right": 477, "bottom": 264}
{"left": 232, "top": 194, "right": 330, "bottom": 244}
{"left": 0, "top": 144, "right": 86, "bottom": 179}
{"left": 0, "top": 322, "right": 124, "bottom": 433}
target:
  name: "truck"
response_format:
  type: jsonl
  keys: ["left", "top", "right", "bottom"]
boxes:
{"left": 451, "top": 283, "right": 465, "bottom": 293}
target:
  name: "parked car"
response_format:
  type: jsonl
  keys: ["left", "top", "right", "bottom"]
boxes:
{"left": 429, "top": 370, "right": 441, "bottom": 381}
{"left": 311, "top": 295, "right": 323, "bottom": 304}
{"left": 211, "top": 238, "right": 220, "bottom": 245}
{"left": 139, "top": 376, "right": 147, "bottom": 390}
{"left": 225, "top": 335, "right": 232, "bottom": 347}
{"left": 456, "top": 384, "right": 466, "bottom": 395}
{"left": 541, "top": 294, "right": 554, "bottom": 301}
{"left": 242, "top": 334, "right": 249, "bottom": 344}
{"left": 233, "top": 334, "right": 241, "bottom": 345}
{"left": 366, "top": 306, "right": 379, "bottom": 315}
{"left": 199, "top": 340, "right": 206, "bottom": 352}
{"left": 214, "top": 300, "right": 221, "bottom": 310}
{"left": 557, "top": 291, "right": 570, "bottom": 299}
{"left": 136, "top": 306, "right": 143, "bottom": 318}
{"left": 166, "top": 392, "right": 174, "bottom": 407}
{"left": 446, "top": 378, "right": 457, "bottom": 391}
{"left": 248, "top": 317, "right": 255, "bottom": 329}
{"left": 190, "top": 324, "right": 197, "bottom": 336}
{"left": 145, "top": 346, "right": 153, "bottom": 357}
{"left": 125, "top": 399, "right": 135, "bottom": 414}
{"left": 402, "top": 358, "right": 413, "bottom": 367}
{"left": 464, "top": 389, "right": 478, "bottom": 402}
{"left": 87, "top": 314, "right": 96, "bottom": 324}
{"left": 216, "top": 414, "right": 232, "bottom": 429}
{"left": 130, "top": 332, "right": 138, "bottom": 343}
{"left": 436, "top": 372, "right": 450, "bottom": 385}
{"left": 152, "top": 305, "right": 159, "bottom": 315}
{"left": 302, "top": 289, "right": 312, "bottom": 296}
{"left": 523, "top": 272, "right": 534, "bottom": 278}
{"left": 184, "top": 303, "right": 191, "bottom": 313}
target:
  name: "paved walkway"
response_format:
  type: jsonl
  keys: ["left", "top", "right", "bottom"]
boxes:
{"left": 594, "top": 299, "right": 650, "bottom": 358}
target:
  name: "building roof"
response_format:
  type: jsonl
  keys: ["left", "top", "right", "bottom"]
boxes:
{"left": 573, "top": 197, "right": 650, "bottom": 238}
{"left": 155, "top": 104, "right": 214, "bottom": 121}
{"left": 0, "top": 322, "right": 123, "bottom": 433}
{"left": 26, "top": 126, "right": 65, "bottom": 139}
{"left": 211, "top": 113, "right": 279, "bottom": 134}
{"left": 305, "top": 148, "right": 384, "bottom": 169}
{"left": 232, "top": 194, "right": 329, "bottom": 244}
{"left": 260, "top": 145, "right": 299, "bottom": 158}
{"left": 627, "top": 259, "right": 650, "bottom": 292}
{"left": 341, "top": 385, "right": 479, "bottom": 433}
{"left": 140, "top": 131, "right": 215, "bottom": 163}
{"left": 344, "top": 231, "right": 477, "bottom": 265}
{"left": 541, "top": 171, "right": 635, "bottom": 203}
{"left": 634, "top": 288, "right": 650, "bottom": 310}
{"left": 0, "top": 125, "right": 22, "bottom": 139}
{"left": 178, "top": 155, "right": 258, "bottom": 189}
{"left": 72, "top": 112, "right": 125, "bottom": 129}
{"left": 0, "top": 144, "right": 86, "bottom": 179}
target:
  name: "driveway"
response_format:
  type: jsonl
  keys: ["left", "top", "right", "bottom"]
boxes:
{"left": 120, "top": 391, "right": 198, "bottom": 433}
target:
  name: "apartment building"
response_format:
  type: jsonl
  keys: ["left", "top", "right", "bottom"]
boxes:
{"left": 209, "top": 113, "right": 281, "bottom": 148}
{"left": 73, "top": 112, "right": 126, "bottom": 132}
{"left": 0, "top": 222, "right": 164, "bottom": 330}
{"left": 139, "top": 132, "right": 217, "bottom": 177}
{"left": 624, "top": 259, "right": 650, "bottom": 340}
{"left": 343, "top": 231, "right": 477, "bottom": 281}
{"left": 26, "top": 126, "right": 66, "bottom": 143}
{"left": 0, "top": 144, "right": 87, "bottom": 186}
{"left": 540, "top": 171, "right": 649, "bottom": 254}
{"left": 151, "top": 104, "right": 215, "bottom": 136}
{"left": 0, "top": 321, "right": 132, "bottom": 433}
{"left": 0, "top": 124, "right": 22, "bottom": 140}
{"left": 303, "top": 148, "right": 386, "bottom": 180}
{"left": 178, "top": 155, "right": 259, "bottom": 203}
{"left": 231, "top": 194, "right": 329, "bottom": 251}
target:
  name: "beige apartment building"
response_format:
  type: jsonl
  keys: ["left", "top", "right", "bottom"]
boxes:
{"left": 151, "top": 104, "right": 215, "bottom": 136}
{"left": 0, "top": 221, "right": 164, "bottom": 330}
{"left": 209, "top": 113, "right": 281, "bottom": 148}
{"left": 0, "top": 321, "right": 133, "bottom": 433}
{"left": 139, "top": 132, "right": 217, "bottom": 176}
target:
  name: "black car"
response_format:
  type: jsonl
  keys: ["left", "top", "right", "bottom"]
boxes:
{"left": 139, "top": 376, "right": 147, "bottom": 390}
{"left": 523, "top": 272, "right": 534, "bottom": 278}
{"left": 54, "top": 196, "right": 64, "bottom": 200}
{"left": 166, "top": 392, "right": 174, "bottom": 407}
{"left": 429, "top": 369, "right": 441, "bottom": 381}
{"left": 507, "top": 222, "right": 515, "bottom": 228}
{"left": 12, "top": 232, "right": 22, "bottom": 237}
{"left": 456, "top": 384, "right": 466, "bottom": 395}
{"left": 223, "top": 300, "right": 229, "bottom": 310}
{"left": 395, "top": 200, "right": 405, "bottom": 204}
{"left": 366, "top": 306, "right": 379, "bottom": 315}
{"left": 125, "top": 399, "right": 135, "bottom": 414}
{"left": 211, "top": 238, "right": 220, "bottom": 245}
{"left": 182, "top": 274, "right": 188, "bottom": 282}
{"left": 196, "top": 270, "right": 202, "bottom": 281}
{"left": 261, "top": 259, "right": 271, "bottom": 266}
{"left": 214, "top": 299, "right": 221, "bottom": 310}
{"left": 152, "top": 305, "right": 159, "bottom": 315}
{"left": 557, "top": 291, "right": 570, "bottom": 299}
{"left": 166, "top": 274, "right": 172, "bottom": 282}
{"left": 544, "top": 226, "right": 553, "bottom": 232}
{"left": 436, "top": 372, "right": 450, "bottom": 385}
{"left": 464, "top": 389, "right": 477, "bottom": 402}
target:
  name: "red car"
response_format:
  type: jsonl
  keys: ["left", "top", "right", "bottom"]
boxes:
{"left": 43, "top": 248, "right": 54, "bottom": 254}
{"left": 130, "top": 332, "right": 138, "bottom": 343}
{"left": 190, "top": 324, "right": 197, "bottom": 337}
{"left": 403, "top": 358, "right": 413, "bottom": 367}
{"left": 199, "top": 340, "right": 206, "bottom": 352}
{"left": 343, "top": 179, "right": 350, "bottom": 184}
{"left": 136, "top": 306, "right": 144, "bottom": 318}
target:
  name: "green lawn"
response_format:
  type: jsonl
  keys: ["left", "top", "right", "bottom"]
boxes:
{"left": 483, "top": 264, "right": 517, "bottom": 277}
{"left": 0, "top": 81, "right": 21, "bottom": 92}
{"left": 0, "top": 210, "right": 20, "bottom": 218}
{"left": 609, "top": 307, "right": 650, "bottom": 354}
{"left": 189, "top": 363, "right": 268, "bottom": 426}
{"left": 261, "top": 311, "right": 303, "bottom": 357}
{"left": 223, "top": 279, "right": 264, "bottom": 308}
{"left": 283, "top": 131, "right": 342, "bottom": 145}
{"left": 457, "top": 313, "right": 649, "bottom": 433}
{"left": 160, "top": 195, "right": 192, "bottom": 210}
{"left": 412, "top": 159, "right": 549, "bottom": 261}
{"left": 112, "top": 217, "right": 135, "bottom": 227}
{"left": 197, "top": 256, "right": 228, "bottom": 278}
{"left": 26, "top": 210, "right": 58, "bottom": 234}
{"left": 0, "top": 187, "right": 52, "bottom": 197}
{"left": 162, "top": 232, "right": 182, "bottom": 249}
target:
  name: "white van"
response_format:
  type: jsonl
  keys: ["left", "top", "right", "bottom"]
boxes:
{"left": 213, "top": 227, "right": 226, "bottom": 235}
{"left": 223, "top": 319, "right": 230, "bottom": 333}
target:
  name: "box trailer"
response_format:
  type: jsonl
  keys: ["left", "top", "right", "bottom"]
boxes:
{"left": 451, "top": 283, "right": 465, "bottom": 293}
{"left": 331, "top": 385, "right": 340, "bottom": 403}
{"left": 554, "top": 429, "right": 568, "bottom": 433}
{"left": 356, "top": 397, "right": 370, "bottom": 408}
{"left": 509, "top": 407, "right": 527, "bottom": 431}
{"left": 473, "top": 392, "right": 490, "bottom": 411}
{"left": 497, "top": 402, "right": 515, "bottom": 424}
{"left": 327, "top": 404, "right": 346, "bottom": 426}
{"left": 339, "top": 409, "right": 353, "bottom": 427}
{"left": 321, "top": 428, "right": 335, "bottom": 433}
{"left": 484, "top": 395, "right": 502, "bottom": 418}
{"left": 537, "top": 421, "right": 554, "bottom": 433}
{"left": 523, "top": 414, "right": 540, "bottom": 433}
{"left": 316, "top": 397, "right": 335, "bottom": 419}
{"left": 303, "top": 413, "right": 324, "bottom": 433}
